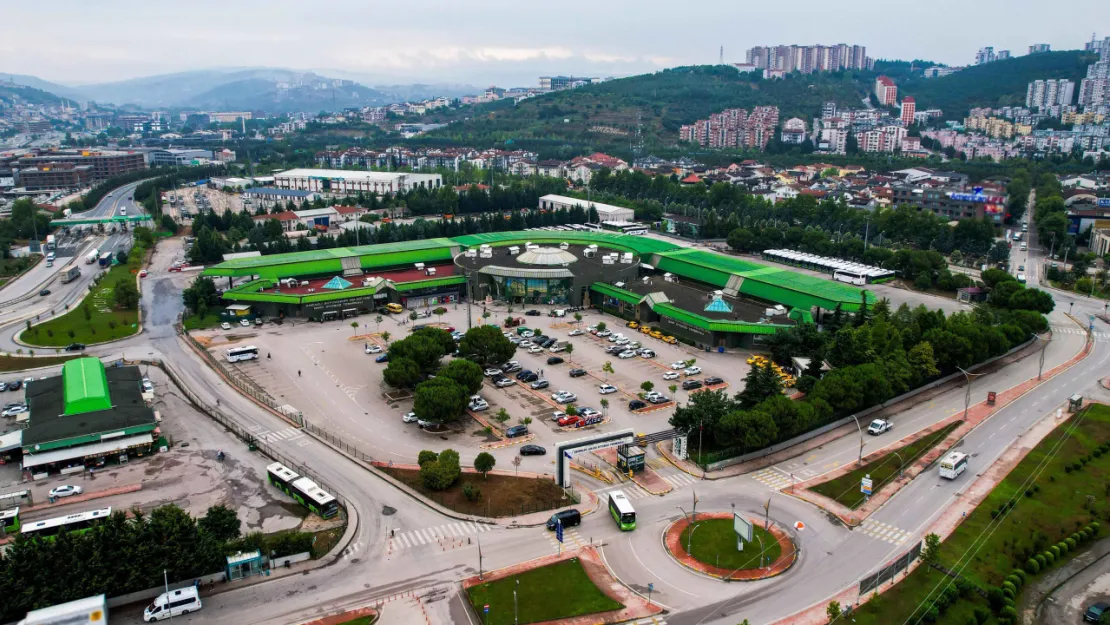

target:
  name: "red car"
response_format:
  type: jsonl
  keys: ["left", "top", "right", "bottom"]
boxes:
{"left": 557, "top": 415, "right": 582, "bottom": 427}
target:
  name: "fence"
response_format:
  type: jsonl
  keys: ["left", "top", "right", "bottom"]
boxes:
{"left": 180, "top": 329, "right": 296, "bottom": 423}
{"left": 859, "top": 540, "right": 922, "bottom": 595}
{"left": 301, "top": 420, "right": 373, "bottom": 463}
{"left": 703, "top": 335, "right": 1037, "bottom": 470}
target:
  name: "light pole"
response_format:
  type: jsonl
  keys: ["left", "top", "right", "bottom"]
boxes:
{"left": 1032, "top": 331, "right": 1049, "bottom": 380}
{"left": 850, "top": 414, "right": 865, "bottom": 465}
{"left": 892, "top": 451, "right": 905, "bottom": 479}
{"left": 513, "top": 578, "right": 519, "bottom": 625}
{"left": 687, "top": 520, "right": 703, "bottom": 556}
{"left": 754, "top": 532, "right": 767, "bottom": 569}
{"left": 955, "top": 366, "right": 983, "bottom": 421}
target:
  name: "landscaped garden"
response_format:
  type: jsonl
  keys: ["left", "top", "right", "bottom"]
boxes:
{"left": 836, "top": 403, "right": 1109, "bottom": 625}
{"left": 679, "top": 517, "right": 782, "bottom": 571}
{"left": 808, "top": 420, "right": 963, "bottom": 509}
{"left": 466, "top": 558, "right": 623, "bottom": 624}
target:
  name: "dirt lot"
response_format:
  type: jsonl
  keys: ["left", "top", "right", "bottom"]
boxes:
{"left": 382, "top": 466, "right": 570, "bottom": 518}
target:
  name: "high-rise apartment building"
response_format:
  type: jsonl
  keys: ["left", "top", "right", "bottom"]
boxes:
{"left": 900, "top": 97, "right": 916, "bottom": 126}
{"left": 1078, "top": 60, "right": 1110, "bottom": 112}
{"left": 744, "top": 43, "right": 870, "bottom": 74}
{"left": 1026, "top": 79, "right": 1075, "bottom": 109}
{"left": 975, "top": 47, "right": 996, "bottom": 65}
{"left": 1084, "top": 34, "right": 1110, "bottom": 59}
{"left": 874, "top": 76, "right": 898, "bottom": 106}
{"left": 1029, "top": 44, "right": 1051, "bottom": 54}
{"left": 679, "top": 107, "right": 780, "bottom": 151}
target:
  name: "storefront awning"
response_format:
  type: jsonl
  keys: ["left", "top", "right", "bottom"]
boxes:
{"left": 21, "top": 433, "right": 153, "bottom": 470}
{"left": 0, "top": 430, "right": 21, "bottom": 453}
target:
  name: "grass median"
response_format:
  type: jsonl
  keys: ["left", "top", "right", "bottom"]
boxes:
{"left": 0, "top": 354, "right": 80, "bottom": 372}
{"left": 466, "top": 558, "right": 622, "bottom": 624}
{"left": 679, "top": 518, "right": 781, "bottom": 571}
{"left": 838, "top": 404, "right": 1110, "bottom": 625}
{"left": 808, "top": 420, "right": 963, "bottom": 509}
{"left": 381, "top": 467, "right": 569, "bottom": 517}
{"left": 23, "top": 263, "right": 140, "bottom": 347}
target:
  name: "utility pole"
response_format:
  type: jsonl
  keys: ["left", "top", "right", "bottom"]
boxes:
{"left": 850, "top": 415, "right": 864, "bottom": 465}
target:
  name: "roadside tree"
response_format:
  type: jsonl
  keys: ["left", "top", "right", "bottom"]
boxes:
{"left": 439, "top": 359, "right": 485, "bottom": 394}
{"left": 474, "top": 452, "right": 496, "bottom": 478}
{"left": 458, "top": 325, "right": 517, "bottom": 365}
{"left": 413, "top": 378, "right": 468, "bottom": 424}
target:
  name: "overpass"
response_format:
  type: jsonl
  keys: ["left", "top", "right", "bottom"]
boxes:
{"left": 50, "top": 214, "right": 153, "bottom": 227}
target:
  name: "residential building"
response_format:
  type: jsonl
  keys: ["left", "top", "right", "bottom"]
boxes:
{"left": 13, "top": 163, "right": 92, "bottom": 190}
{"left": 1029, "top": 44, "right": 1051, "bottom": 54}
{"left": 975, "top": 47, "right": 996, "bottom": 65}
{"left": 744, "top": 43, "right": 870, "bottom": 73}
{"left": 274, "top": 168, "right": 442, "bottom": 196}
{"left": 859, "top": 126, "right": 906, "bottom": 153}
{"left": 1084, "top": 34, "right": 1110, "bottom": 58}
{"left": 1026, "top": 79, "right": 1075, "bottom": 109}
{"left": 207, "top": 111, "right": 252, "bottom": 123}
{"left": 780, "top": 118, "right": 807, "bottom": 144}
{"left": 821, "top": 102, "right": 837, "bottom": 119}
{"left": 923, "top": 66, "right": 963, "bottom": 78}
{"left": 892, "top": 183, "right": 1007, "bottom": 221}
{"left": 900, "top": 97, "right": 916, "bottom": 126}
{"left": 538, "top": 76, "right": 598, "bottom": 91}
{"left": 996, "top": 50, "right": 1011, "bottom": 61}
{"left": 1078, "top": 60, "right": 1110, "bottom": 112}
{"left": 874, "top": 76, "right": 898, "bottom": 106}
{"left": 679, "top": 107, "right": 780, "bottom": 150}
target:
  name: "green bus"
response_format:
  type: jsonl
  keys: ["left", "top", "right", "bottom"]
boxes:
{"left": 608, "top": 491, "right": 636, "bottom": 531}
{"left": 0, "top": 507, "right": 19, "bottom": 534}
{"left": 21, "top": 507, "right": 111, "bottom": 540}
{"left": 267, "top": 462, "right": 339, "bottom": 519}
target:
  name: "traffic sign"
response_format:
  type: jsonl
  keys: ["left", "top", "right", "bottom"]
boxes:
{"left": 861, "top": 475, "right": 873, "bottom": 495}
{"left": 564, "top": 450, "right": 573, "bottom": 459}
{"left": 484, "top": 604, "right": 489, "bottom": 613}
{"left": 555, "top": 519, "right": 564, "bottom": 543}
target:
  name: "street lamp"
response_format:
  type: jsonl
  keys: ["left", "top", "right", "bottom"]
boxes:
{"left": 1031, "top": 332, "right": 1049, "bottom": 380}
{"left": 955, "top": 366, "right": 984, "bottom": 421}
{"left": 892, "top": 451, "right": 905, "bottom": 479}
{"left": 850, "top": 414, "right": 865, "bottom": 465}
{"left": 687, "top": 520, "right": 703, "bottom": 556}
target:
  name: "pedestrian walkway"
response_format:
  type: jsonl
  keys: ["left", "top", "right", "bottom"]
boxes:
{"left": 255, "top": 426, "right": 304, "bottom": 443}
{"left": 750, "top": 467, "right": 793, "bottom": 491}
{"left": 1050, "top": 325, "right": 1109, "bottom": 340}
{"left": 543, "top": 525, "right": 588, "bottom": 552}
{"left": 658, "top": 471, "right": 699, "bottom": 489}
{"left": 857, "top": 519, "right": 912, "bottom": 545}
{"left": 389, "top": 521, "right": 493, "bottom": 550}
{"left": 376, "top": 594, "right": 426, "bottom": 625}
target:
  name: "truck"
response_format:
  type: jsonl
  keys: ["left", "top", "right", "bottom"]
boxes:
{"left": 98, "top": 252, "right": 112, "bottom": 267}
{"left": 85, "top": 249, "right": 99, "bottom": 265}
{"left": 60, "top": 263, "right": 81, "bottom": 284}
{"left": 17, "top": 594, "right": 107, "bottom": 625}
{"left": 62, "top": 208, "right": 72, "bottom": 219}
{"left": 45, "top": 234, "right": 56, "bottom": 251}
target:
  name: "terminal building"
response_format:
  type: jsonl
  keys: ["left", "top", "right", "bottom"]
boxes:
{"left": 20, "top": 358, "right": 158, "bottom": 477}
{"left": 203, "top": 230, "right": 873, "bottom": 349}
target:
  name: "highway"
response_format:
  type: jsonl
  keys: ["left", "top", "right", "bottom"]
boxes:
{"left": 14, "top": 185, "right": 1110, "bottom": 624}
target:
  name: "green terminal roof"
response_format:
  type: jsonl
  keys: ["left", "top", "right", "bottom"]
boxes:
{"left": 588, "top": 283, "right": 791, "bottom": 336}
{"left": 62, "top": 358, "right": 112, "bottom": 416}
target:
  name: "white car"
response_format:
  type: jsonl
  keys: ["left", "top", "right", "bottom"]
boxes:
{"left": 670, "top": 361, "right": 687, "bottom": 370}
{"left": 551, "top": 411, "right": 567, "bottom": 421}
{"left": 469, "top": 399, "right": 490, "bottom": 411}
{"left": 49, "top": 485, "right": 83, "bottom": 498}
{"left": 684, "top": 366, "right": 702, "bottom": 376}
{"left": 495, "top": 378, "right": 516, "bottom": 388}
{"left": 615, "top": 338, "right": 630, "bottom": 346}
{"left": 579, "top": 407, "right": 600, "bottom": 418}
{"left": 2, "top": 404, "right": 27, "bottom": 417}
{"left": 520, "top": 340, "right": 534, "bottom": 348}
{"left": 618, "top": 350, "right": 637, "bottom": 359}
{"left": 568, "top": 329, "right": 584, "bottom": 336}
{"left": 598, "top": 384, "right": 618, "bottom": 394}
{"left": 221, "top": 322, "right": 232, "bottom": 330}
{"left": 639, "top": 349, "right": 655, "bottom": 358}
{"left": 365, "top": 344, "right": 383, "bottom": 354}
{"left": 528, "top": 346, "right": 543, "bottom": 353}
{"left": 868, "top": 419, "right": 892, "bottom": 435}
{"left": 240, "top": 319, "right": 251, "bottom": 327}
{"left": 597, "top": 329, "right": 612, "bottom": 337}
{"left": 485, "top": 368, "right": 503, "bottom": 377}
{"left": 662, "top": 371, "right": 679, "bottom": 380}
{"left": 521, "top": 330, "right": 535, "bottom": 338}
{"left": 552, "top": 391, "right": 578, "bottom": 403}
{"left": 402, "top": 412, "right": 419, "bottom": 423}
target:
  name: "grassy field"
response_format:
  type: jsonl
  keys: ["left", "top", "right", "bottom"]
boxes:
{"left": 0, "top": 354, "right": 79, "bottom": 372}
{"left": 841, "top": 404, "right": 1110, "bottom": 625}
{"left": 337, "top": 617, "right": 375, "bottom": 625}
{"left": 679, "top": 518, "right": 782, "bottom": 571}
{"left": 23, "top": 264, "right": 140, "bottom": 347}
{"left": 466, "top": 558, "right": 623, "bottom": 624}
{"left": 809, "top": 421, "right": 963, "bottom": 509}
{"left": 382, "top": 467, "right": 570, "bottom": 517}
{"left": 182, "top": 313, "right": 223, "bottom": 330}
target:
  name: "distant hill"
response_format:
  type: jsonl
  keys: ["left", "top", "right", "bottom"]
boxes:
{"left": 421, "top": 65, "right": 869, "bottom": 154}
{"left": 0, "top": 73, "right": 84, "bottom": 100}
{"left": 0, "top": 82, "right": 64, "bottom": 107}
{"left": 183, "top": 74, "right": 393, "bottom": 112}
{"left": 898, "top": 50, "right": 1096, "bottom": 118}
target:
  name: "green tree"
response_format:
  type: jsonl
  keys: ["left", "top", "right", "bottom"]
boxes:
{"left": 600, "top": 398, "right": 609, "bottom": 415}
{"left": 727, "top": 228, "right": 755, "bottom": 252}
{"left": 494, "top": 408, "right": 511, "bottom": 426}
{"left": 418, "top": 450, "right": 438, "bottom": 466}
{"left": 641, "top": 380, "right": 655, "bottom": 394}
{"left": 114, "top": 278, "right": 140, "bottom": 310}
{"left": 922, "top": 532, "right": 941, "bottom": 567}
{"left": 737, "top": 362, "right": 783, "bottom": 408}
{"left": 602, "top": 360, "right": 614, "bottom": 381}
{"left": 383, "top": 357, "right": 422, "bottom": 389}
{"left": 198, "top": 505, "right": 241, "bottom": 542}
{"left": 389, "top": 332, "right": 448, "bottom": 374}
{"left": 439, "top": 359, "right": 485, "bottom": 395}
{"left": 474, "top": 452, "right": 496, "bottom": 478}
{"left": 564, "top": 343, "right": 574, "bottom": 362}
{"left": 413, "top": 377, "right": 468, "bottom": 424}
{"left": 907, "top": 341, "right": 940, "bottom": 384}
{"left": 596, "top": 321, "right": 607, "bottom": 332}
{"left": 826, "top": 600, "right": 841, "bottom": 622}
{"left": 669, "top": 389, "right": 735, "bottom": 434}
{"left": 458, "top": 325, "right": 517, "bottom": 365}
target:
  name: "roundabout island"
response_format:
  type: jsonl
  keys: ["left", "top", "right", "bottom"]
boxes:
{"left": 664, "top": 511, "right": 797, "bottom": 581}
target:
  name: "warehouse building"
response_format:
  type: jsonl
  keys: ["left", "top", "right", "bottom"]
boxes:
{"left": 273, "top": 168, "right": 443, "bottom": 196}
{"left": 20, "top": 358, "right": 158, "bottom": 477}
{"left": 537, "top": 195, "right": 635, "bottom": 222}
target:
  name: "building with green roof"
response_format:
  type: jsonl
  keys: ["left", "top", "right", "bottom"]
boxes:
{"left": 21, "top": 358, "right": 158, "bottom": 475}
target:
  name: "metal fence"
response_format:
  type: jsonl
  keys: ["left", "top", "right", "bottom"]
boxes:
{"left": 180, "top": 329, "right": 292, "bottom": 419}
{"left": 302, "top": 420, "right": 373, "bottom": 463}
{"left": 859, "top": 540, "right": 922, "bottom": 595}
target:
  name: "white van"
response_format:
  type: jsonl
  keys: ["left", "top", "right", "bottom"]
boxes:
{"left": 144, "top": 586, "right": 202, "bottom": 621}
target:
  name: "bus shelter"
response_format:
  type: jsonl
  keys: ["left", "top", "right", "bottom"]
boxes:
{"left": 226, "top": 550, "right": 263, "bottom": 581}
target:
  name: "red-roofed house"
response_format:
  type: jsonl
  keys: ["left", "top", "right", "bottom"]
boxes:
{"left": 334, "top": 205, "right": 368, "bottom": 221}
{"left": 680, "top": 173, "right": 702, "bottom": 185}
{"left": 253, "top": 211, "right": 300, "bottom": 231}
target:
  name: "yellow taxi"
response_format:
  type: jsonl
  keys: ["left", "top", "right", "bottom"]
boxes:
{"left": 663, "top": 336, "right": 678, "bottom": 345}
{"left": 746, "top": 355, "right": 768, "bottom": 365}
{"left": 627, "top": 321, "right": 639, "bottom": 329}
{"left": 650, "top": 330, "right": 664, "bottom": 339}
{"left": 640, "top": 326, "right": 652, "bottom": 335}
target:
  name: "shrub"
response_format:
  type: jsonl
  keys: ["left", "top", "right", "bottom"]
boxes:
{"left": 1065, "top": 537, "right": 1077, "bottom": 550}
{"left": 1025, "top": 558, "right": 1040, "bottom": 574}
{"left": 1043, "top": 550, "right": 1055, "bottom": 565}
{"left": 1001, "top": 585, "right": 1015, "bottom": 600}
{"left": 1005, "top": 574, "right": 1022, "bottom": 589}
{"left": 973, "top": 607, "right": 991, "bottom": 624}
{"left": 1000, "top": 606, "right": 1018, "bottom": 621}
{"left": 987, "top": 587, "right": 1005, "bottom": 610}
{"left": 922, "top": 605, "right": 940, "bottom": 623}
{"left": 957, "top": 577, "right": 975, "bottom": 597}
{"left": 1092, "top": 521, "right": 1102, "bottom": 534}
{"left": 462, "top": 482, "right": 482, "bottom": 501}
{"left": 1012, "top": 569, "right": 1027, "bottom": 584}
{"left": 1050, "top": 545, "right": 1061, "bottom": 559}
{"left": 1035, "top": 554, "right": 1047, "bottom": 568}
{"left": 418, "top": 450, "right": 438, "bottom": 467}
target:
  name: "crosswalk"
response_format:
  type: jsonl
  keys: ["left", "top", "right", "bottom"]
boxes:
{"left": 857, "top": 519, "right": 912, "bottom": 545}
{"left": 601, "top": 484, "right": 653, "bottom": 501}
{"left": 646, "top": 457, "right": 670, "bottom": 470}
{"left": 631, "top": 618, "right": 668, "bottom": 625}
{"left": 1051, "top": 325, "right": 1110, "bottom": 340}
{"left": 389, "top": 521, "right": 494, "bottom": 550}
{"left": 544, "top": 526, "right": 588, "bottom": 552}
{"left": 256, "top": 427, "right": 304, "bottom": 443}
{"left": 750, "top": 467, "right": 794, "bottom": 491}
{"left": 659, "top": 471, "right": 699, "bottom": 489}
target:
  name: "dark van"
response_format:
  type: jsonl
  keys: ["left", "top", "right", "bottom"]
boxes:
{"left": 546, "top": 509, "right": 582, "bottom": 530}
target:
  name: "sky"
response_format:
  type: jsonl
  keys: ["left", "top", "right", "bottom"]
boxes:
{"left": 3, "top": 0, "right": 1109, "bottom": 88}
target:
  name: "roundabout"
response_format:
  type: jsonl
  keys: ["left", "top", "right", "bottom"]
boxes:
{"left": 664, "top": 512, "right": 797, "bottom": 581}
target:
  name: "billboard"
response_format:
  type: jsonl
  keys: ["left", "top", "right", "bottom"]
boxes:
{"left": 1098, "top": 198, "right": 1110, "bottom": 207}
{"left": 734, "top": 512, "right": 753, "bottom": 543}
{"left": 947, "top": 186, "right": 1005, "bottom": 204}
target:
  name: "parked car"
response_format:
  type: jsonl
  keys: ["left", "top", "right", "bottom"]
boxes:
{"left": 520, "top": 444, "right": 547, "bottom": 456}
{"left": 578, "top": 407, "right": 600, "bottom": 418}
{"left": 704, "top": 376, "right": 724, "bottom": 386}
{"left": 64, "top": 343, "right": 86, "bottom": 352}
{"left": 375, "top": 354, "right": 390, "bottom": 363}
{"left": 468, "top": 399, "right": 489, "bottom": 411}
{"left": 221, "top": 322, "right": 232, "bottom": 330}
{"left": 49, "top": 485, "right": 83, "bottom": 498}
{"left": 495, "top": 377, "right": 516, "bottom": 388}
{"left": 682, "top": 380, "right": 704, "bottom": 391}
{"left": 552, "top": 391, "right": 578, "bottom": 403}
{"left": 517, "top": 371, "right": 538, "bottom": 383}
{"left": 647, "top": 394, "right": 670, "bottom": 404}
{"left": 502, "top": 362, "right": 522, "bottom": 373}
{"left": 520, "top": 330, "right": 535, "bottom": 338}
{"left": 484, "top": 368, "right": 503, "bottom": 377}
{"left": 2, "top": 404, "right": 27, "bottom": 417}
{"left": 525, "top": 310, "right": 542, "bottom": 316}
{"left": 663, "top": 371, "right": 679, "bottom": 381}
{"left": 546, "top": 356, "right": 564, "bottom": 365}
{"left": 683, "top": 366, "right": 702, "bottom": 376}
{"left": 598, "top": 384, "right": 618, "bottom": 394}
{"left": 618, "top": 350, "right": 637, "bottom": 359}
{"left": 628, "top": 399, "right": 647, "bottom": 411}
{"left": 638, "top": 349, "right": 655, "bottom": 358}
{"left": 364, "top": 344, "right": 383, "bottom": 354}
{"left": 597, "top": 329, "right": 612, "bottom": 337}
{"left": 868, "top": 419, "right": 892, "bottom": 435}
{"left": 528, "top": 346, "right": 543, "bottom": 353}
{"left": 530, "top": 379, "right": 550, "bottom": 390}
{"left": 557, "top": 415, "right": 582, "bottom": 427}
{"left": 1085, "top": 602, "right": 1108, "bottom": 622}
{"left": 240, "top": 319, "right": 251, "bottom": 327}
{"left": 520, "top": 340, "right": 534, "bottom": 348}
{"left": 568, "top": 368, "right": 588, "bottom": 378}
{"left": 0, "top": 382, "right": 7, "bottom": 392}
{"left": 546, "top": 509, "right": 581, "bottom": 530}
{"left": 39, "top": 289, "right": 50, "bottom": 297}
{"left": 6, "top": 380, "right": 21, "bottom": 391}
{"left": 505, "top": 425, "right": 529, "bottom": 438}
{"left": 670, "top": 361, "right": 687, "bottom": 370}
{"left": 402, "top": 412, "right": 419, "bottom": 423}
{"left": 568, "top": 329, "right": 584, "bottom": 336}
{"left": 417, "top": 418, "right": 435, "bottom": 429}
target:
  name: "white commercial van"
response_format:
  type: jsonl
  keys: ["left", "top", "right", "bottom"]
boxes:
{"left": 144, "top": 586, "right": 202, "bottom": 621}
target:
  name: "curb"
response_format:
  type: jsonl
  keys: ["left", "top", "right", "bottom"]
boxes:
{"left": 659, "top": 513, "right": 798, "bottom": 582}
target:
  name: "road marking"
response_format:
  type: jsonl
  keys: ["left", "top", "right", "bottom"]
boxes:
{"left": 750, "top": 467, "right": 792, "bottom": 491}
{"left": 391, "top": 522, "right": 492, "bottom": 550}
{"left": 857, "top": 520, "right": 911, "bottom": 545}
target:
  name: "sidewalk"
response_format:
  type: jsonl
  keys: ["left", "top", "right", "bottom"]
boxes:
{"left": 594, "top": 447, "right": 672, "bottom": 495}
{"left": 771, "top": 401, "right": 1090, "bottom": 625}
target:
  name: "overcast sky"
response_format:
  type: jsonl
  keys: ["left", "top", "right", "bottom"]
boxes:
{"left": 3, "top": 0, "right": 1108, "bottom": 87}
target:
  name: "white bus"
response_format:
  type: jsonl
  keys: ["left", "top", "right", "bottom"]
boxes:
{"left": 225, "top": 345, "right": 259, "bottom": 363}
{"left": 833, "top": 269, "right": 868, "bottom": 286}
{"left": 144, "top": 586, "right": 202, "bottom": 621}
{"left": 939, "top": 452, "right": 969, "bottom": 479}
{"left": 22, "top": 507, "right": 112, "bottom": 539}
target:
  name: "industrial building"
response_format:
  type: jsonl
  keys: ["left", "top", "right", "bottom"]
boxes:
{"left": 537, "top": 195, "right": 635, "bottom": 222}
{"left": 203, "top": 231, "right": 872, "bottom": 348}
{"left": 20, "top": 358, "right": 159, "bottom": 476}
{"left": 273, "top": 168, "right": 443, "bottom": 196}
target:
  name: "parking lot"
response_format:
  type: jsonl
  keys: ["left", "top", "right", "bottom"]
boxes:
{"left": 196, "top": 300, "right": 760, "bottom": 476}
